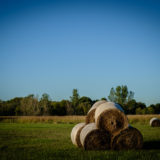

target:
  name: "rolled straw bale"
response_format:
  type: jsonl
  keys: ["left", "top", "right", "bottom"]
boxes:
{"left": 86, "top": 100, "right": 107, "bottom": 124}
{"left": 111, "top": 126, "right": 143, "bottom": 150}
{"left": 95, "top": 102, "right": 128, "bottom": 134}
{"left": 150, "top": 117, "right": 160, "bottom": 127}
{"left": 80, "top": 123, "right": 110, "bottom": 150}
{"left": 71, "top": 122, "right": 86, "bottom": 147}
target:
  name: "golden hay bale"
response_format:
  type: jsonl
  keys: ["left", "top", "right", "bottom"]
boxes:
{"left": 150, "top": 117, "right": 160, "bottom": 127}
{"left": 95, "top": 102, "right": 128, "bottom": 134}
{"left": 71, "top": 122, "right": 86, "bottom": 147}
{"left": 80, "top": 123, "right": 110, "bottom": 150}
{"left": 85, "top": 100, "right": 107, "bottom": 124}
{"left": 111, "top": 126, "right": 143, "bottom": 150}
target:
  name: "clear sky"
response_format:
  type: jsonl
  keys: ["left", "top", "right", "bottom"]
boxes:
{"left": 0, "top": 0, "right": 160, "bottom": 105}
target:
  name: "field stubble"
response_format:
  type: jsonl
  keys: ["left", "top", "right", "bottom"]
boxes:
{"left": 0, "top": 114, "right": 160, "bottom": 124}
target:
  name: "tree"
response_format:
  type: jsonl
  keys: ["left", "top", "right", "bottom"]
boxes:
{"left": 19, "top": 94, "right": 40, "bottom": 115}
{"left": 39, "top": 93, "right": 51, "bottom": 115}
{"left": 155, "top": 103, "right": 160, "bottom": 114}
{"left": 146, "top": 106, "right": 155, "bottom": 114}
{"left": 62, "top": 100, "right": 74, "bottom": 115}
{"left": 78, "top": 96, "right": 92, "bottom": 104}
{"left": 108, "top": 85, "right": 134, "bottom": 106}
{"left": 70, "top": 89, "right": 80, "bottom": 114}
{"left": 108, "top": 88, "right": 116, "bottom": 102}
{"left": 149, "top": 103, "right": 160, "bottom": 114}
{"left": 50, "top": 101, "right": 67, "bottom": 116}
{"left": 136, "top": 102, "right": 146, "bottom": 109}
{"left": 76, "top": 96, "right": 93, "bottom": 115}
{"left": 77, "top": 102, "right": 91, "bottom": 115}
{"left": 0, "top": 97, "right": 22, "bottom": 116}
{"left": 124, "top": 99, "right": 137, "bottom": 114}
{"left": 101, "top": 97, "right": 107, "bottom": 101}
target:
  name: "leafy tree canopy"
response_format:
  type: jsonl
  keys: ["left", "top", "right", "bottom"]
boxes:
{"left": 108, "top": 85, "right": 134, "bottom": 106}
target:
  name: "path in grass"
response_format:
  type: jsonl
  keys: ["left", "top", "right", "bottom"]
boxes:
{"left": 0, "top": 123, "right": 160, "bottom": 160}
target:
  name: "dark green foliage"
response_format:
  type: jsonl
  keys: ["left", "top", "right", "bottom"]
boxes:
{"left": 78, "top": 96, "right": 92, "bottom": 104}
{"left": 76, "top": 96, "right": 93, "bottom": 115}
{"left": 123, "top": 99, "right": 137, "bottom": 114}
{"left": 50, "top": 101, "right": 67, "bottom": 116}
{"left": 155, "top": 103, "right": 160, "bottom": 113}
{"left": 0, "top": 97, "right": 22, "bottom": 116}
{"left": 0, "top": 87, "right": 160, "bottom": 115}
{"left": 70, "top": 90, "right": 93, "bottom": 115}
{"left": 101, "top": 97, "right": 107, "bottom": 101}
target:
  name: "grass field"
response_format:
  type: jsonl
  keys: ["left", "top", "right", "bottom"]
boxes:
{"left": 0, "top": 116, "right": 160, "bottom": 160}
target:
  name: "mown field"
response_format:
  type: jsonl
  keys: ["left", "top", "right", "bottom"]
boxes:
{"left": 0, "top": 115, "right": 160, "bottom": 160}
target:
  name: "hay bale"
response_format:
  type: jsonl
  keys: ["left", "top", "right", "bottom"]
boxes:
{"left": 150, "top": 117, "right": 160, "bottom": 127}
{"left": 80, "top": 123, "right": 110, "bottom": 150}
{"left": 111, "top": 126, "right": 143, "bottom": 150}
{"left": 86, "top": 100, "right": 107, "bottom": 124}
{"left": 95, "top": 102, "right": 128, "bottom": 134}
{"left": 71, "top": 122, "right": 86, "bottom": 147}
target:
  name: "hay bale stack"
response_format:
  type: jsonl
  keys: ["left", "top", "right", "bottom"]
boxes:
{"left": 71, "top": 101, "right": 143, "bottom": 150}
{"left": 80, "top": 123, "right": 110, "bottom": 150}
{"left": 86, "top": 100, "right": 107, "bottom": 124}
{"left": 111, "top": 126, "right": 143, "bottom": 150}
{"left": 150, "top": 117, "right": 160, "bottom": 127}
{"left": 95, "top": 102, "right": 128, "bottom": 135}
{"left": 71, "top": 122, "right": 86, "bottom": 147}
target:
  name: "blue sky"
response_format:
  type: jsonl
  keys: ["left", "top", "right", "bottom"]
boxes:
{"left": 0, "top": 0, "right": 160, "bottom": 105}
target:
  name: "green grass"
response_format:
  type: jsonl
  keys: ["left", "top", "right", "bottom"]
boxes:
{"left": 0, "top": 122, "right": 160, "bottom": 160}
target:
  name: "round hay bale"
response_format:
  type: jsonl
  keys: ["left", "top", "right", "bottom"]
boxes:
{"left": 86, "top": 100, "right": 107, "bottom": 124}
{"left": 111, "top": 126, "right": 143, "bottom": 150}
{"left": 150, "top": 117, "right": 160, "bottom": 127}
{"left": 95, "top": 102, "right": 128, "bottom": 134}
{"left": 80, "top": 123, "right": 110, "bottom": 150}
{"left": 71, "top": 122, "right": 86, "bottom": 147}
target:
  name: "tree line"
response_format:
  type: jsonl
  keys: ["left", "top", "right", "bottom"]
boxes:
{"left": 0, "top": 85, "right": 160, "bottom": 116}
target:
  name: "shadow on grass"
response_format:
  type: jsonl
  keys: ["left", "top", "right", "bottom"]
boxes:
{"left": 143, "top": 141, "right": 160, "bottom": 150}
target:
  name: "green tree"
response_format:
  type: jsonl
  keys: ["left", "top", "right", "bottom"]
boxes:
{"left": 50, "top": 101, "right": 66, "bottom": 116}
{"left": 62, "top": 100, "right": 74, "bottom": 115}
{"left": 78, "top": 96, "right": 92, "bottom": 104}
{"left": 0, "top": 97, "right": 22, "bottom": 116}
{"left": 124, "top": 99, "right": 137, "bottom": 114}
{"left": 39, "top": 93, "right": 51, "bottom": 115}
{"left": 108, "top": 85, "right": 134, "bottom": 106}
{"left": 101, "top": 97, "right": 107, "bottom": 101}
{"left": 136, "top": 102, "right": 146, "bottom": 109}
{"left": 77, "top": 102, "right": 92, "bottom": 115}
{"left": 19, "top": 94, "right": 40, "bottom": 115}
{"left": 77, "top": 96, "right": 93, "bottom": 115}
{"left": 146, "top": 106, "right": 155, "bottom": 114}
{"left": 70, "top": 89, "right": 80, "bottom": 114}
{"left": 155, "top": 103, "right": 160, "bottom": 114}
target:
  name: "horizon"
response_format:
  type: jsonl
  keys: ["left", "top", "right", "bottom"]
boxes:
{"left": 0, "top": 0, "right": 160, "bottom": 106}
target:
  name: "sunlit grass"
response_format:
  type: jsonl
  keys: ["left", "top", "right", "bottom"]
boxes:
{"left": 0, "top": 122, "right": 160, "bottom": 160}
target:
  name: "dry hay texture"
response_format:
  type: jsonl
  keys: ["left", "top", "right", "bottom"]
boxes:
{"left": 80, "top": 123, "right": 110, "bottom": 150}
{"left": 150, "top": 117, "right": 160, "bottom": 127}
{"left": 71, "top": 122, "right": 86, "bottom": 147}
{"left": 85, "top": 100, "right": 107, "bottom": 124}
{"left": 95, "top": 102, "right": 129, "bottom": 135}
{"left": 111, "top": 126, "right": 143, "bottom": 150}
